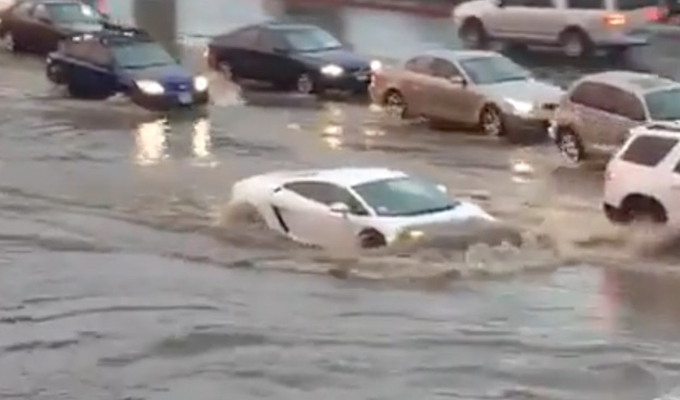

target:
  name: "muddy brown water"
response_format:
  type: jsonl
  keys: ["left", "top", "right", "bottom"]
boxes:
{"left": 3, "top": 1, "right": 680, "bottom": 399}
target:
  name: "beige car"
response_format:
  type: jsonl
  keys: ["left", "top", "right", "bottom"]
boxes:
{"left": 452, "top": 0, "right": 658, "bottom": 58}
{"left": 369, "top": 49, "right": 563, "bottom": 141}
{"left": 548, "top": 71, "right": 680, "bottom": 164}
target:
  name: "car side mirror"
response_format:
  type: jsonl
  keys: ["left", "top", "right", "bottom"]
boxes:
{"left": 329, "top": 202, "right": 350, "bottom": 216}
{"left": 449, "top": 75, "right": 467, "bottom": 87}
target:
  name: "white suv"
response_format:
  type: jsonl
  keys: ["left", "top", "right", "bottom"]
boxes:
{"left": 452, "top": 0, "right": 659, "bottom": 58}
{"left": 603, "top": 122, "right": 680, "bottom": 225}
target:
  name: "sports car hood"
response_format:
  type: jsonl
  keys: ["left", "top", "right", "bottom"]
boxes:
{"left": 478, "top": 79, "right": 563, "bottom": 105}
{"left": 294, "top": 48, "right": 370, "bottom": 70}
{"left": 123, "top": 64, "right": 192, "bottom": 82}
{"left": 56, "top": 21, "right": 105, "bottom": 33}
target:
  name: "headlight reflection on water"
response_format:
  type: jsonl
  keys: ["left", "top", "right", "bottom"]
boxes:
{"left": 191, "top": 117, "right": 217, "bottom": 167}
{"left": 134, "top": 118, "right": 168, "bottom": 166}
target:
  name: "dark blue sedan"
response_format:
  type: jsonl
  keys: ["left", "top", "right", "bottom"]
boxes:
{"left": 46, "top": 28, "right": 209, "bottom": 110}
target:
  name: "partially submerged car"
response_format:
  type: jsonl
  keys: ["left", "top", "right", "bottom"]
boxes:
{"left": 226, "top": 167, "right": 518, "bottom": 250}
{"left": 46, "top": 28, "right": 209, "bottom": 110}
{"left": 206, "top": 21, "right": 382, "bottom": 96}
{"left": 369, "top": 49, "right": 563, "bottom": 142}
{"left": 0, "top": 0, "right": 113, "bottom": 54}
{"left": 549, "top": 71, "right": 680, "bottom": 164}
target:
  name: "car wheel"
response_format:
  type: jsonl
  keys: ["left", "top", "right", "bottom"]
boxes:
{"left": 459, "top": 18, "right": 489, "bottom": 49}
{"left": 383, "top": 89, "right": 408, "bottom": 119}
{"left": 556, "top": 127, "right": 585, "bottom": 164}
{"left": 295, "top": 73, "right": 315, "bottom": 95}
{"left": 559, "top": 29, "right": 592, "bottom": 58}
{"left": 3, "top": 31, "right": 15, "bottom": 53}
{"left": 479, "top": 105, "right": 504, "bottom": 137}
{"left": 603, "top": 203, "right": 632, "bottom": 224}
{"left": 46, "top": 63, "right": 65, "bottom": 84}
{"left": 358, "top": 228, "right": 387, "bottom": 249}
{"left": 621, "top": 195, "right": 668, "bottom": 224}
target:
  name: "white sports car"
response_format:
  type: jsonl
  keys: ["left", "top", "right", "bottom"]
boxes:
{"left": 227, "top": 167, "right": 513, "bottom": 249}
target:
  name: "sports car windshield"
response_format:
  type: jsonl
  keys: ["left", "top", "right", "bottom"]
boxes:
{"left": 47, "top": 3, "right": 102, "bottom": 23}
{"left": 644, "top": 88, "right": 680, "bottom": 121}
{"left": 459, "top": 56, "right": 532, "bottom": 85}
{"left": 281, "top": 28, "right": 342, "bottom": 52}
{"left": 112, "top": 42, "right": 176, "bottom": 69}
{"left": 352, "top": 177, "right": 458, "bottom": 217}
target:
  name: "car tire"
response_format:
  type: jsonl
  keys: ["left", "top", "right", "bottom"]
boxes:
{"left": 358, "top": 228, "right": 387, "bottom": 249}
{"left": 46, "top": 63, "right": 65, "bottom": 84}
{"left": 603, "top": 203, "right": 632, "bottom": 224}
{"left": 621, "top": 195, "right": 668, "bottom": 224}
{"left": 459, "top": 18, "right": 489, "bottom": 49}
{"left": 67, "top": 82, "right": 109, "bottom": 100}
{"left": 382, "top": 89, "right": 409, "bottom": 119}
{"left": 295, "top": 73, "right": 316, "bottom": 95}
{"left": 558, "top": 28, "right": 593, "bottom": 58}
{"left": 479, "top": 105, "right": 504, "bottom": 137}
{"left": 556, "top": 127, "right": 585, "bottom": 164}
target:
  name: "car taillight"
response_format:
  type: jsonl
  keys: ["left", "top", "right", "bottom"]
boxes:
{"left": 603, "top": 13, "right": 626, "bottom": 26}
{"left": 644, "top": 6, "right": 662, "bottom": 21}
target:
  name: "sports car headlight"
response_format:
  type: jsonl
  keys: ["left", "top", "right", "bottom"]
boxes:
{"left": 193, "top": 75, "right": 208, "bottom": 92}
{"left": 136, "top": 80, "right": 164, "bottom": 95}
{"left": 506, "top": 98, "right": 534, "bottom": 115}
{"left": 321, "top": 64, "right": 343, "bottom": 76}
{"left": 370, "top": 60, "right": 382, "bottom": 72}
{"left": 398, "top": 229, "right": 425, "bottom": 241}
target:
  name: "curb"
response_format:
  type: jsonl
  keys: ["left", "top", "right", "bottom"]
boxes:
{"left": 279, "top": 0, "right": 453, "bottom": 17}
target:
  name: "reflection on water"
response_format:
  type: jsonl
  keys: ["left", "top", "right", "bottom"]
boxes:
{"left": 134, "top": 118, "right": 168, "bottom": 165}
{"left": 192, "top": 117, "right": 215, "bottom": 165}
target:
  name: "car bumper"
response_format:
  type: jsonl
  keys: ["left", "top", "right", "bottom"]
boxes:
{"left": 130, "top": 90, "right": 209, "bottom": 111}
{"left": 595, "top": 31, "right": 651, "bottom": 48}
{"left": 317, "top": 73, "right": 371, "bottom": 93}
{"left": 503, "top": 113, "right": 549, "bottom": 139}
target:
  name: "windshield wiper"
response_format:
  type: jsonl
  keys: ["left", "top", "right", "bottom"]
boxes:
{"left": 393, "top": 203, "right": 459, "bottom": 217}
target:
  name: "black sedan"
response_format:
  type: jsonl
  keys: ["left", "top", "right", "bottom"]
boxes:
{"left": 206, "top": 21, "right": 382, "bottom": 96}
{"left": 0, "top": 0, "right": 112, "bottom": 55}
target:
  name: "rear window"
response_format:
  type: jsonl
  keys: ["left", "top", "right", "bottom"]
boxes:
{"left": 615, "top": 0, "right": 658, "bottom": 10}
{"left": 620, "top": 135, "right": 678, "bottom": 167}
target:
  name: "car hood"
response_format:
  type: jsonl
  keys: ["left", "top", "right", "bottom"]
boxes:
{"left": 294, "top": 48, "right": 370, "bottom": 70}
{"left": 123, "top": 64, "right": 193, "bottom": 82}
{"left": 478, "top": 79, "right": 564, "bottom": 106}
{"left": 56, "top": 21, "right": 105, "bottom": 33}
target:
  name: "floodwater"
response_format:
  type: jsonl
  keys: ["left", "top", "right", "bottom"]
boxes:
{"left": 3, "top": 1, "right": 680, "bottom": 399}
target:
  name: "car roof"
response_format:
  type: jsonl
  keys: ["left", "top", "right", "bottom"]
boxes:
{"left": 279, "top": 167, "right": 408, "bottom": 187}
{"left": 579, "top": 70, "right": 680, "bottom": 93}
{"left": 414, "top": 48, "right": 498, "bottom": 63}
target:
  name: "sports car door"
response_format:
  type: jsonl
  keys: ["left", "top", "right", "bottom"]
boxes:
{"left": 272, "top": 182, "right": 357, "bottom": 249}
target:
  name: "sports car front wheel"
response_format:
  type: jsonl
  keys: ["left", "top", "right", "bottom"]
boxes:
{"left": 358, "top": 228, "right": 387, "bottom": 249}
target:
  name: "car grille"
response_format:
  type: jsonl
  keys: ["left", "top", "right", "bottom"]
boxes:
{"left": 164, "top": 80, "right": 192, "bottom": 92}
{"left": 542, "top": 103, "right": 558, "bottom": 111}
{"left": 346, "top": 65, "right": 370, "bottom": 75}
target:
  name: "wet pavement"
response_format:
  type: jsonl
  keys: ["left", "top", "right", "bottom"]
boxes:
{"left": 3, "top": 0, "right": 680, "bottom": 399}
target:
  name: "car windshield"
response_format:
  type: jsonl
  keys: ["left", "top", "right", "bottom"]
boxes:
{"left": 112, "top": 42, "right": 176, "bottom": 69}
{"left": 47, "top": 3, "right": 102, "bottom": 23}
{"left": 459, "top": 55, "right": 532, "bottom": 85}
{"left": 352, "top": 177, "right": 459, "bottom": 217}
{"left": 281, "top": 27, "right": 342, "bottom": 52}
{"left": 644, "top": 88, "right": 680, "bottom": 121}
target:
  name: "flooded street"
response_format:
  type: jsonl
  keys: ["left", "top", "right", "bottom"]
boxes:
{"left": 4, "top": 0, "right": 680, "bottom": 398}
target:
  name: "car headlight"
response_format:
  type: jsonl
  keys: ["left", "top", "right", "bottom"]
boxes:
{"left": 506, "top": 98, "right": 533, "bottom": 115}
{"left": 321, "top": 64, "right": 343, "bottom": 77}
{"left": 370, "top": 60, "right": 382, "bottom": 72}
{"left": 398, "top": 229, "right": 425, "bottom": 241}
{"left": 193, "top": 75, "right": 208, "bottom": 92}
{"left": 135, "top": 80, "right": 164, "bottom": 95}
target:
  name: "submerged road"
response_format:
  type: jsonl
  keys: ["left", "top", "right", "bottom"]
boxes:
{"left": 2, "top": 1, "right": 680, "bottom": 399}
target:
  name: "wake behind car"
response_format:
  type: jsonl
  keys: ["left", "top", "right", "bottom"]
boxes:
{"left": 0, "top": 0, "right": 114, "bottom": 55}
{"left": 46, "top": 28, "right": 209, "bottom": 110}
{"left": 206, "top": 21, "right": 382, "bottom": 96}
{"left": 226, "top": 167, "right": 520, "bottom": 250}
{"left": 369, "top": 49, "right": 563, "bottom": 142}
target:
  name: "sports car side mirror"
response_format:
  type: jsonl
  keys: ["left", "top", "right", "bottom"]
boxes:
{"left": 329, "top": 202, "right": 350, "bottom": 216}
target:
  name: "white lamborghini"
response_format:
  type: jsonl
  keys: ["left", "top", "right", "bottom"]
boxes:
{"left": 226, "top": 167, "right": 503, "bottom": 249}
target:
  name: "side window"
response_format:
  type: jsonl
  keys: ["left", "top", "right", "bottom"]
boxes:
{"left": 404, "top": 56, "right": 433, "bottom": 74}
{"left": 231, "top": 27, "right": 260, "bottom": 48}
{"left": 567, "top": 0, "right": 605, "bottom": 8}
{"left": 609, "top": 88, "right": 646, "bottom": 121}
{"left": 621, "top": 135, "right": 678, "bottom": 167}
{"left": 430, "top": 58, "right": 462, "bottom": 79}
{"left": 259, "top": 29, "right": 288, "bottom": 51}
{"left": 284, "top": 182, "right": 369, "bottom": 216}
{"left": 32, "top": 4, "right": 49, "bottom": 20}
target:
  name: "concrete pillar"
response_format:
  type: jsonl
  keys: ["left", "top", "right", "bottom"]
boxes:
{"left": 133, "top": 0, "right": 178, "bottom": 57}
